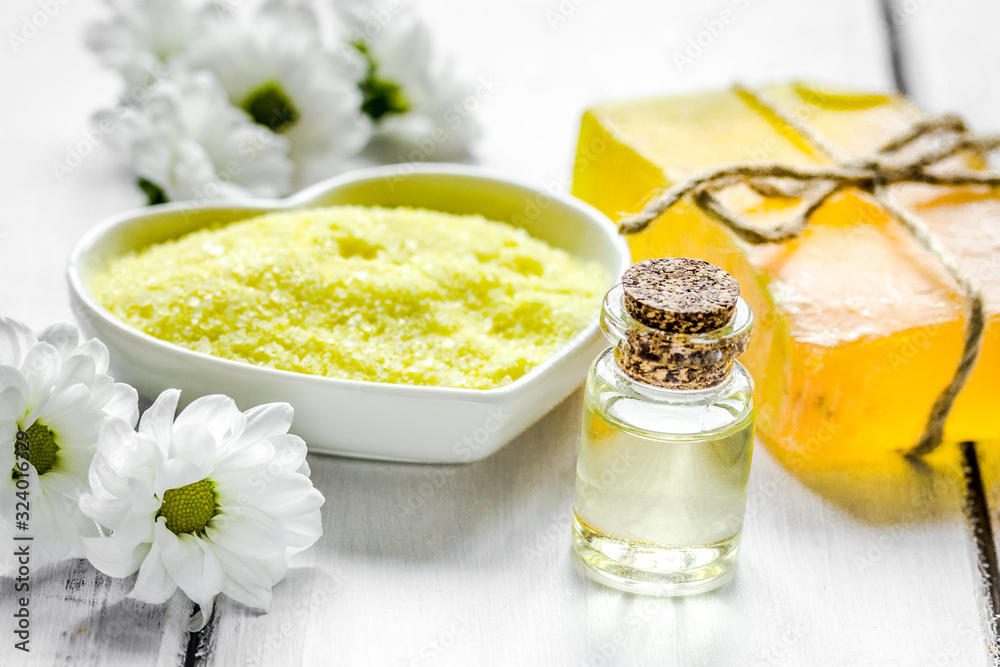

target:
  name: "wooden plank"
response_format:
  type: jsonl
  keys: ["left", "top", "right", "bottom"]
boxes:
{"left": 0, "top": 562, "right": 192, "bottom": 666}
{"left": 894, "top": 1, "right": 1000, "bottom": 661}
{"left": 205, "top": 397, "right": 989, "bottom": 666}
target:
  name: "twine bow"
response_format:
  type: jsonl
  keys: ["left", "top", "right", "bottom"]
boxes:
{"left": 619, "top": 85, "right": 1000, "bottom": 458}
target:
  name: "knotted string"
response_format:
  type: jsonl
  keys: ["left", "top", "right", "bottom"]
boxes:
{"left": 618, "top": 85, "right": 998, "bottom": 458}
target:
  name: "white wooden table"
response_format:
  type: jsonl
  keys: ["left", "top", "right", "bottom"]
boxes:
{"left": 2, "top": 0, "right": 999, "bottom": 665}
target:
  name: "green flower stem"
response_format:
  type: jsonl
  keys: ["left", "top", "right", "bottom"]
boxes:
{"left": 137, "top": 177, "right": 168, "bottom": 206}
{"left": 353, "top": 41, "right": 411, "bottom": 121}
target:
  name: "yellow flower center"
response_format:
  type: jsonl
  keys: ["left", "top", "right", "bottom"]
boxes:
{"left": 242, "top": 81, "right": 300, "bottom": 132}
{"left": 157, "top": 479, "right": 218, "bottom": 535}
{"left": 12, "top": 422, "right": 60, "bottom": 477}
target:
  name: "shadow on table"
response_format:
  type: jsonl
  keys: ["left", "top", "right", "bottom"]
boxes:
{"left": 308, "top": 389, "right": 583, "bottom": 564}
{"left": 768, "top": 440, "right": 972, "bottom": 526}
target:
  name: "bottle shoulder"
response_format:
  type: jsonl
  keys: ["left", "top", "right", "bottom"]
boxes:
{"left": 586, "top": 348, "right": 755, "bottom": 439}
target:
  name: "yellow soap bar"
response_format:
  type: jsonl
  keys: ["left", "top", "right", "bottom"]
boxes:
{"left": 573, "top": 82, "right": 1000, "bottom": 466}
{"left": 93, "top": 206, "right": 606, "bottom": 390}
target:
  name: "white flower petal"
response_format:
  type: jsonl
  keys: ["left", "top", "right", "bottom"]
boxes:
{"left": 114, "top": 509, "right": 158, "bottom": 546}
{"left": 265, "top": 433, "right": 308, "bottom": 473}
{"left": 38, "top": 322, "right": 80, "bottom": 359}
{"left": 79, "top": 492, "right": 131, "bottom": 531}
{"left": 0, "top": 316, "right": 38, "bottom": 368}
{"left": 154, "top": 458, "right": 206, "bottom": 497}
{"left": 281, "top": 509, "right": 324, "bottom": 552}
{"left": 187, "top": 600, "right": 214, "bottom": 633}
{"left": 210, "top": 439, "right": 275, "bottom": 478}
{"left": 44, "top": 407, "right": 105, "bottom": 451}
{"left": 169, "top": 424, "right": 217, "bottom": 476}
{"left": 175, "top": 394, "right": 243, "bottom": 447}
{"left": 32, "top": 383, "right": 90, "bottom": 422}
{"left": 52, "top": 354, "right": 96, "bottom": 396}
{"left": 103, "top": 382, "right": 140, "bottom": 427}
{"left": 77, "top": 338, "right": 111, "bottom": 375}
{"left": 37, "top": 470, "right": 87, "bottom": 501}
{"left": 213, "top": 545, "right": 279, "bottom": 611}
{"left": 86, "top": 0, "right": 205, "bottom": 91}
{"left": 103, "top": 70, "right": 294, "bottom": 201}
{"left": 204, "top": 511, "right": 285, "bottom": 559}
{"left": 246, "top": 472, "right": 324, "bottom": 518}
{"left": 350, "top": 7, "right": 480, "bottom": 158}
{"left": 87, "top": 451, "right": 126, "bottom": 497}
{"left": 139, "top": 388, "right": 180, "bottom": 453}
{"left": 157, "top": 523, "right": 225, "bottom": 608}
{"left": 84, "top": 536, "right": 151, "bottom": 579}
{"left": 99, "top": 417, "right": 162, "bottom": 484}
{"left": 236, "top": 402, "right": 293, "bottom": 447}
{"left": 130, "top": 540, "right": 177, "bottom": 604}
{"left": 19, "top": 342, "right": 59, "bottom": 410}
{"left": 184, "top": 6, "right": 367, "bottom": 187}
{"left": 86, "top": 374, "right": 115, "bottom": 411}
{"left": 0, "top": 379, "right": 28, "bottom": 424}
{"left": 29, "top": 489, "right": 92, "bottom": 561}
{"left": 127, "top": 477, "right": 162, "bottom": 515}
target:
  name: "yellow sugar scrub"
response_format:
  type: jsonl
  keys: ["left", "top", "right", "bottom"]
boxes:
{"left": 92, "top": 206, "right": 607, "bottom": 390}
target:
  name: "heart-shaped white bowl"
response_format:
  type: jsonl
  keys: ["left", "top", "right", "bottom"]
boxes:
{"left": 68, "top": 164, "right": 631, "bottom": 462}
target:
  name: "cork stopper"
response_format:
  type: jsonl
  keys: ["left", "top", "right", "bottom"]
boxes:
{"left": 622, "top": 258, "right": 739, "bottom": 333}
{"left": 603, "top": 258, "right": 751, "bottom": 390}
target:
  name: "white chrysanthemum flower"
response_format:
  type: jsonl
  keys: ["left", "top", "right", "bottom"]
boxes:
{"left": 81, "top": 389, "right": 324, "bottom": 631}
{"left": 184, "top": 0, "right": 372, "bottom": 187}
{"left": 86, "top": 0, "right": 207, "bottom": 93}
{"left": 342, "top": 3, "right": 481, "bottom": 159}
{"left": 0, "top": 317, "right": 138, "bottom": 565}
{"left": 97, "top": 70, "right": 293, "bottom": 204}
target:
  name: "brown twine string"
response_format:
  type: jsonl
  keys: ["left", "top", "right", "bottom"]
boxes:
{"left": 618, "top": 84, "right": 997, "bottom": 458}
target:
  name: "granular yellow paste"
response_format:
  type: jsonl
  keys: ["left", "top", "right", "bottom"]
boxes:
{"left": 94, "top": 206, "right": 606, "bottom": 389}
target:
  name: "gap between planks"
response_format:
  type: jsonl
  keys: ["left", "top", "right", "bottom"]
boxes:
{"left": 880, "top": 0, "right": 1000, "bottom": 660}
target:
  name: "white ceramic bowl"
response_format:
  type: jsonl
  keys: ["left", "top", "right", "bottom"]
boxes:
{"left": 68, "top": 164, "right": 631, "bottom": 463}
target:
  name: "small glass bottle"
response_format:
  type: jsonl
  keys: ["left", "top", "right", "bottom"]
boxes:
{"left": 572, "top": 257, "right": 755, "bottom": 594}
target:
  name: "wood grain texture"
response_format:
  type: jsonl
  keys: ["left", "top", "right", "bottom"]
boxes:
{"left": 0, "top": 0, "right": 994, "bottom": 665}
{"left": 0, "top": 560, "right": 192, "bottom": 667}
{"left": 895, "top": 2, "right": 1000, "bottom": 661}
{"left": 206, "top": 394, "right": 989, "bottom": 666}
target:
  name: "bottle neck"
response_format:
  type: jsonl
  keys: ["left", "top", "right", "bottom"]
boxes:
{"left": 599, "top": 284, "right": 753, "bottom": 392}
{"left": 614, "top": 340, "right": 735, "bottom": 391}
